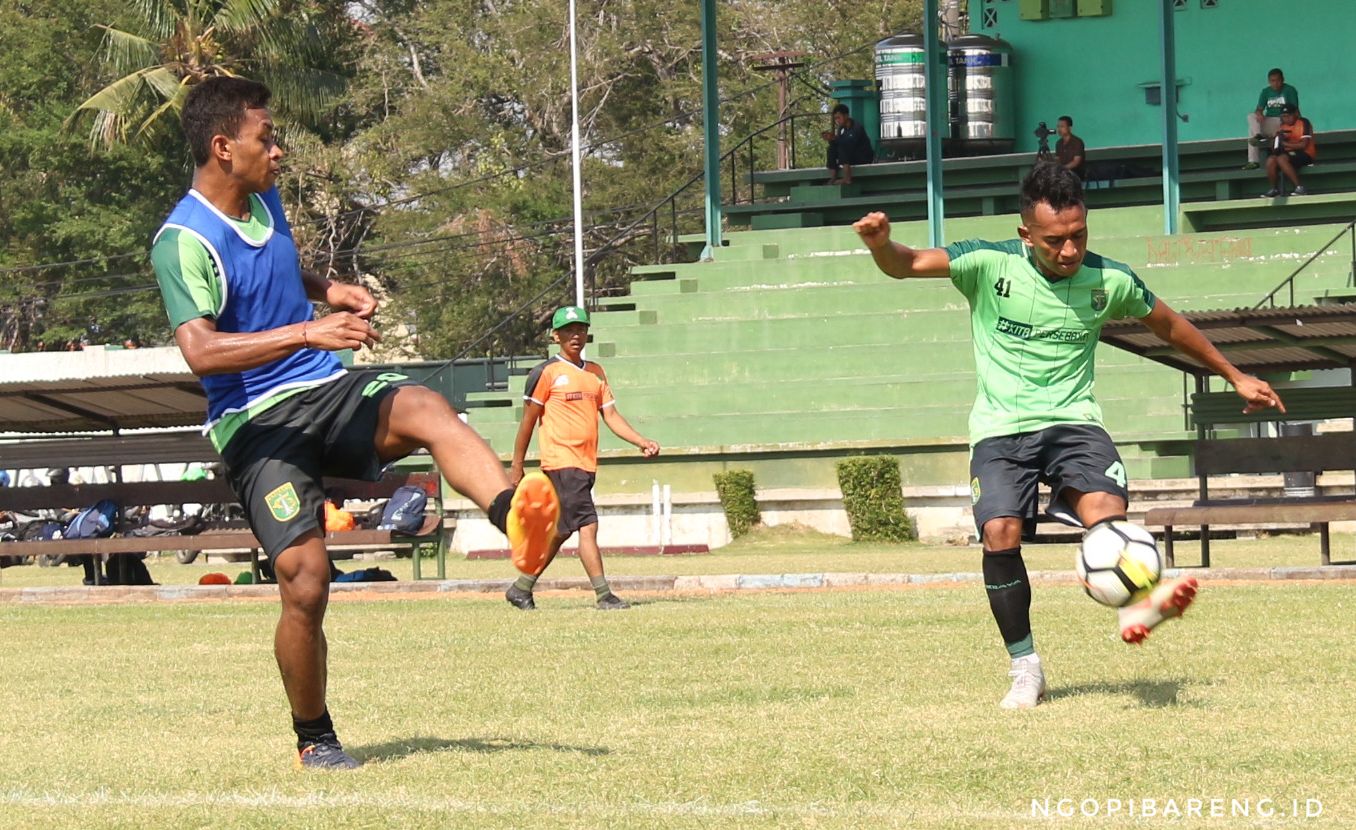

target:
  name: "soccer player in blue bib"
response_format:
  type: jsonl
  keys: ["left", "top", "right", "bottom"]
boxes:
{"left": 152, "top": 77, "right": 559, "bottom": 768}
{"left": 855, "top": 163, "right": 1286, "bottom": 709}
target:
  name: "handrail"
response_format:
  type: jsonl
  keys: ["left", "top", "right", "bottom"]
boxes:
{"left": 439, "top": 108, "right": 831, "bottom": 385}
{"left": 582, "top": 109, "right": 823, "bottom": 300}
{"left": 1254, "top": 218, "right": 1356, "bottom": 309}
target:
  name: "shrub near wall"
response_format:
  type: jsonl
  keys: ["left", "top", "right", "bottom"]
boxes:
{"left": 713, "top": 470, "right": 761, "bottom": 538}
{"left": 836, "top": 456, "right": 917, "bottom": 543}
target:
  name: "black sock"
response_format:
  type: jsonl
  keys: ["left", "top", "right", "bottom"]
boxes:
{"left": 488, "top": 488, "right": 513, "bottom": 535}
{"left": 293, "top": 709, "right": 336, "bottom": 749}
{"left": 983, "top": 547, "right": 1034, "bottom": 659}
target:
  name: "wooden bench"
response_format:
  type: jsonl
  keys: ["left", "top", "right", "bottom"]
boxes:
{"left": 1143, "top": 389, "right": 1356, "bottom": 567}
{"left": 0, "top": 470, "right": 449, "bottom": 583}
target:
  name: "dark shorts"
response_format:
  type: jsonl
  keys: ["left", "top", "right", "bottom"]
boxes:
{"left": 219, "top": 370, "right": 415, "bottom": 563}
{"left": 544, "top": 467, "right": 598, "bottom": 537}
{"left": 1271, "top": 148, "right": 1313, "bottom": 167}
{"left": 969, "top": 423, "right": 1129, "bottom": 540}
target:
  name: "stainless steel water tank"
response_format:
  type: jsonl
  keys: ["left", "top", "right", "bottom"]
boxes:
{"left": 947, "top": 34, "right": 1015, "bottom": 155}
{"left": 875, "top": 34, "right": 928, "bottom": 160}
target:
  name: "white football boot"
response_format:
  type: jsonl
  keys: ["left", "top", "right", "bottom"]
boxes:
{"left": 1000, "top": 654, "right": 1046, "bottom": 709}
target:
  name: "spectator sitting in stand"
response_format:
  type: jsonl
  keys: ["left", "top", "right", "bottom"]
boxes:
{"left": 1054, "top": 116, "right": 1085, "bottom": 180}
{"left": 1262, "top": 105, "right": 1316, "bottom": 198}
{"left": 822, "top": 103, "right": 874, "bottom": 185}
{"left": 1245, "top": 68, "right": 1299, "bottom": 170}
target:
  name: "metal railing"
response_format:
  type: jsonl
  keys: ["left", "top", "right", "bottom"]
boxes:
{"left": 1255, "top": 218, "right": 1356, "bottom": 309}
{"left": 443, "top": 109, "right": 832, "bottom": 382}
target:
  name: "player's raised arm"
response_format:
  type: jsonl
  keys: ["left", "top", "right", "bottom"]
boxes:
{"left": 1139, "top": 299, "right": 1286, "bottom": 414}
{"left": 853, "top": 212, "right": 952, "bottom": 279}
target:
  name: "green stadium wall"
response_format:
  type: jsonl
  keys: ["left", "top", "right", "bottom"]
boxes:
{"left": 972, "top": 0, "right": 1355, "bottom": 152}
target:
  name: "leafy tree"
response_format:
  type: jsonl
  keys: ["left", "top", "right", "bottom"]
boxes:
{"left": 68, "top": 0, "right": 350, "bottom": 150}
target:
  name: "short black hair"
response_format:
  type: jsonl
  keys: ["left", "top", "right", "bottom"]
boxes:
{"left": 1019, "top": 161, "right": 1084, "bottom": 216}
{"left": 1057, "top": 115, "right": 1073, "bottom": 128}
{"left": 181, "top": 76, "right": 272, "bottom": 167}
{"left": 832, "top": 103, "right": 850, "bottom": 116}
{"left": 1268, "top": 67, "right": 1284, "bottom": 79}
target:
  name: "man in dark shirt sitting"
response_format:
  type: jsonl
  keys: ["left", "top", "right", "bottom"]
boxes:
{"left": 823, "top": 104, "right": 874, "bottom": 185}
{"left": 1054, "top": 116, "right": 1086, "bottom": 180}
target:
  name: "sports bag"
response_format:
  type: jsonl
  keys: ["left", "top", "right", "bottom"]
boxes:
{"left": 377, "top": 485, "right": 427, "bottom": 534}
{"left": 65, "top": 499, "right": 118, "bottom": 539}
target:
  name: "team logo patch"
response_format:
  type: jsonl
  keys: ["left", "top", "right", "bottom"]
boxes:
{"left": 1090, "top": 289, "right": 1108, "bottom": 311}
{"left": 553, "top": 375, "right": 570, "bottom": 387}
{"left": 970, "top": 477, "right": 982, "bottom": 505}
{"left": 264, "top": 483, "right": 301, "bottom": 523}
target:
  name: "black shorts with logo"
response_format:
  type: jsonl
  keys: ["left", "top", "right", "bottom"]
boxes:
{"left": 969, "top": 423, "right": 1129, "bottom": 540}
{"left": 544, "top": 467, "right": 599, "bottom": 537}
{"left": 219, "top": 370, "right": 415, "bottom": 564}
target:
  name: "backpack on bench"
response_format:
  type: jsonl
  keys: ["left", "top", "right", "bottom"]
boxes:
{"left": 65, "top": 499, "right": 118, "bottom": 539}
{"left": 376, "top": 485, "right": 428, "bottom": 534}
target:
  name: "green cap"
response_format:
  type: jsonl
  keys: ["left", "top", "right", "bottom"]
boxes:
{"left": 551, "top": 305, "right": 591, "bottom": 329}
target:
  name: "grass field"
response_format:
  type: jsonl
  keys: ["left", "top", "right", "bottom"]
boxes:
{"left": 3, "top": 532, "right": 1355, "bottom": 828}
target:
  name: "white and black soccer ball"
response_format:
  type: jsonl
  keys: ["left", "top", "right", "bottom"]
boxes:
{"left": 1075, "top": 520, "right": 1162, "bottom": 607}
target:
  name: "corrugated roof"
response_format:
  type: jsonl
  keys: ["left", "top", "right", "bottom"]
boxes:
{"left": 0, "top": 346, "right": 206, "bottom": 433}
{"left": 1100, "top": 303, "right": 1356, "bottom": 375}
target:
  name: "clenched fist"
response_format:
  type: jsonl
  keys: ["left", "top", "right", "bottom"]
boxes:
{"left": 853, "top": 211, "right": 892, "bottom": 251}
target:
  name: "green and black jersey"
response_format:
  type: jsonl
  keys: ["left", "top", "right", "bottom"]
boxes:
{"left": 944, "top": 239, "right": 1156, "bottom": 445}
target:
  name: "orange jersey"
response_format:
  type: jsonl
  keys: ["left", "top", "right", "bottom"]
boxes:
{"left": 524, "top": 356, "right": 615, "bottom": 472}
{"left": 1280, "top": 117, "right": 1316, "bottom": 158}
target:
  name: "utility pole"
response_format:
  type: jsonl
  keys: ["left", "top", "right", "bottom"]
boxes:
{"left": 751, "top": 51, "right": 807, "bottom": 170}
{"left": 940, "top": 0, "right": 965, "bottom": 40}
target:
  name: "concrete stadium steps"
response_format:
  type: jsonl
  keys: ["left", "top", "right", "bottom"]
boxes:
{"left": 628, "top": 229, "right": 1354, "bottom": 304}
{"left": 468, "top": 373, "right": 1186, "bottom": 430}
{"left": 697, "top": 219, "right": 1350, "bottom": 259}
{"left": 588, "top": 312, "right": 989, "bottom": 356}
{"left": 463, "top": 204, "right": 1356, "bottom": 497}
{"left": 468, "top": 341, "right": 1183, "bottom": 402}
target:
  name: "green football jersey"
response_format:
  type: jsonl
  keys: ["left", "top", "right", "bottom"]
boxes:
{"left": 944, "top": 239, "right": 1156, "bottom": 444}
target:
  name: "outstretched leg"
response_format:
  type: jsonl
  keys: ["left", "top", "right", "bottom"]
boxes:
{"left": 1062, "top": 487, "right": 1198, "bottom": 645}
{"left": 374, "top": 386, "right": 557, "bottom": 568}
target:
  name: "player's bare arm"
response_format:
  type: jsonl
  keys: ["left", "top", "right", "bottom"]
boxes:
{"left": 602, "top": 406, "right": 660, "bottom": 457}
{"left": 509, "top": 400, "right": 544, "bottom": 485}
{"left": 1140, "top": 299, "right": 1286, "bottom": 414}
{"left": 174, "top": 313, "right": 380, "bottom": 377}
{"left": 852, "top": 211, "right": 952, "bottom": 279}
{"left": 304, "top": 268, "right": 378, "bottom": 319}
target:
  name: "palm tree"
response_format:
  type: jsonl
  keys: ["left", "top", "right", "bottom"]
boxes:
{"left": 69, "top": 0, "right": 347, "bottom": 149}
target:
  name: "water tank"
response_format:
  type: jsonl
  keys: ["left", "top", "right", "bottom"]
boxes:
{"left": 947, "top": 34, "right": 1015, "bottom": 155}
{"left": 874, "top": 34, "right": 928, "bottom": 160}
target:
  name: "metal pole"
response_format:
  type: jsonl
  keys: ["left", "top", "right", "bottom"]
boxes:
{"left": 699, "top": 0, "right": 723, "bottom": 260}
{"left": 923, "top": 0, "right": 945, "bottom": 247}
{"left": 568, "top": 0, "right": 586, "bottom": 304}
{"left": 1159, "top": 0, "right": 1181, "bottom": 235}
{"left": 777, "top": 67, "right": 789, "bottom": 169}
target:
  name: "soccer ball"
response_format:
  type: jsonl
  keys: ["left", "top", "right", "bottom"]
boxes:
{"left": 1076, "top": 520, "right": 1162, "bottom": 607}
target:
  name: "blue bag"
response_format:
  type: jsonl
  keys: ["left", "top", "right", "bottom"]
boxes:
{"left": 377, "top": 486, "right": 427, "bottom": 534}
{"left": 65, "top": 499, "right": 118, "bottom": 539}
